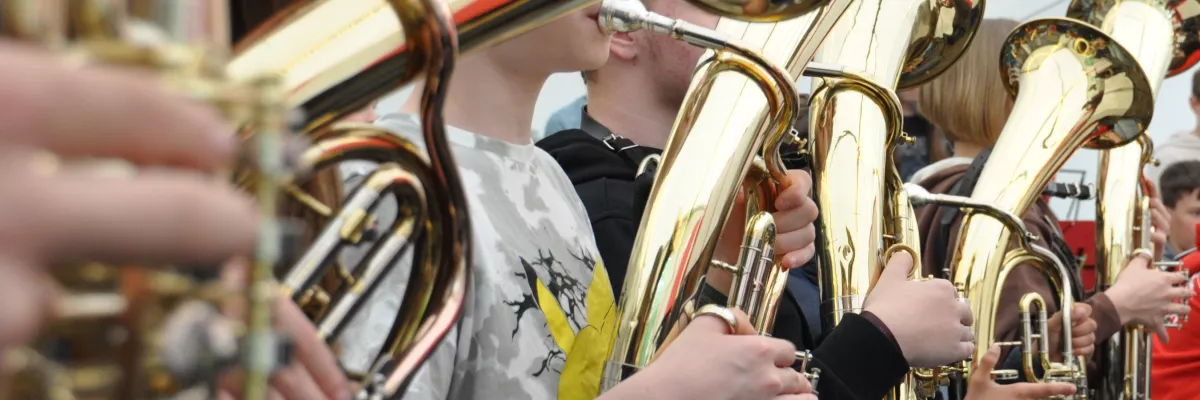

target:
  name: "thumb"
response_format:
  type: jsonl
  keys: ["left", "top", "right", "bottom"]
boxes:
{"left": 1127, "top": 253, "right": 1151, "bottom": 270}
{"left": 1072, "top": 303, "right": 1091, "bottom": 324}
{"left": 1153, "top": 320, "right": 1170, "bottom": 342}
{"left": 881, "top": 250, "right": 916, "bottom": 283}
{"left": 970, "top": 344, "right": 1002, "bottom": 386}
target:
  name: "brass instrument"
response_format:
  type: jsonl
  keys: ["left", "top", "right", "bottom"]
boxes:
{"left": 0, "top": 0, "right": 608, "bottom": 398}
{"left": 1, "top": 2, "right": 291, "bottom": 399}
{"left": 933, "top": 18, "right": 1154, "bottom": 399}
{"left": 596, "top": 0, "right": 854, "bottom": 389}
{"left": 1068, "top": 1, "right": 1200, "bottom": 398}
{"left": 906, "top": 183, "right": 1088, "bottom": 395}
{"left": 804, "top": 1, "right": 983, "bottom": 397}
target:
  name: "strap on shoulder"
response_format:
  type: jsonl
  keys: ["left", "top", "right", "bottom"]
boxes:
{"left": 602, "top": 134, "right": 659, "bottom": 174}
{"left": 932, "top": 148, "right": 993, "bottom": 278}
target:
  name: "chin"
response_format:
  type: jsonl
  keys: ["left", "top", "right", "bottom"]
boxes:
{"left": 554, "top": 47, "right": 610, "bottom": 73}
{"left": 581, "top": 51, "right": 611, "bottom": 71}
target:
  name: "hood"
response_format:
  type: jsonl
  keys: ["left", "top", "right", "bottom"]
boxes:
{"left": 912, "top": 157, "right": 973, "bottom": 190}
{"left": 536, "top": 129, "right": 636, "bottom": 184}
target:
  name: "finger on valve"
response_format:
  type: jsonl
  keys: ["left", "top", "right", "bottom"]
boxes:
{"left": 776, "top": 368, "right": 813, "bottom": 395}
{"left": 35, "top": 172, "right": 258, "bottom": 265}
{"left": 0, "top": 45, "right": 237, "bottom": 170}
{"left": 273, "top": 295, "right": 352, "bottom": 399}
{"left": 969, "top": 344, "right": 1002, "bottom": 386}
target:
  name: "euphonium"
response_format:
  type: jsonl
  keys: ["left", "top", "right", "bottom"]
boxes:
{"left": 0, "top": 0, "right": 605, "bottom": 398}
{"left": 596, "top": 0, "right": 856, "bottom": 390}
{"left": 803, "top": 1, "right": 983, "bottom": 397}
{"left": 929, "top": 18, "right": 1154, "bottom": 399}
{"left": 1065, "top": 1, "right": 1200, "bottom": 398}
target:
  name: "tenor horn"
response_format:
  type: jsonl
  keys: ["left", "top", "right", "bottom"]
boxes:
{"left": 922, "top": 18, "right": 1153, "bottom": 399}
{"left": 1067, "top": 1, "right": 1200, "bottom": 398}
{"left": 595, "top": 0, "right": 855, "bottom": 390}
{"left": 0, "top": 0, "right": 605, "bottom": 398}
{"left": 803, "top": 1, "right": 983, "bottom": 397}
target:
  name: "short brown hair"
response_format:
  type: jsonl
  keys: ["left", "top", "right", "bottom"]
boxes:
{"left": 917, "top": 18, "right": 1020, "bottom": 147}
{"left": 1161, "top": 161, "right": 1200, "bottom": 208}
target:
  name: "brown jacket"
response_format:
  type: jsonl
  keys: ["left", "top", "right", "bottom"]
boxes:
{"left": 913, "top": 161, "right": 1121, "bottom": 365}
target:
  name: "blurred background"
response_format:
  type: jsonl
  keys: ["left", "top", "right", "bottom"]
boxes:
{"left": 375, "top": 0, "right": 1197, "bottom": 221}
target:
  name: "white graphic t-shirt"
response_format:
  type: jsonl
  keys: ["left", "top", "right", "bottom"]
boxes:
{"left": 336, "top": 113, "right": 618, "bottom": 400}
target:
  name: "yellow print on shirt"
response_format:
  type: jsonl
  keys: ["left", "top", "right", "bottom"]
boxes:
{"left": 515, "top": 250, "right": 617, "bottom": 400}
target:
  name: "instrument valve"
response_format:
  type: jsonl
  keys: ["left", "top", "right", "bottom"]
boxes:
{"left": 806, "top": 368, "right": 821, "bottom": 396}
{"left": 793, "top": 351, "right": 819, "bottom": 395}
{"left": 1156, "top": 261, "right": 1192, "bottom": 327}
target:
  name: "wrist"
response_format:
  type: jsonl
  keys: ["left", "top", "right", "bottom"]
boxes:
{"left": 860, "top": 311, "right": 900, "bottom": 350}
{"left": 599, "top": 366, "right": 684, "bottom": 400}
{"left": 1103, "top": 286, "right": 1134, "bottom": 325}
{"left": 705, "top": 261, "right": 735, "bottom": 296}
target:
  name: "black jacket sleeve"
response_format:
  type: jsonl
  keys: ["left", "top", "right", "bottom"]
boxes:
{"left": 696, "top": 284, "right": 907, "bottom": 400}
{"left": 810, "top": 313, "right": 911, "bottom": 399}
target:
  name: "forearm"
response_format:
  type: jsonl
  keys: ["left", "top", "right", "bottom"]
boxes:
{"left": 596, "top": 370, "right": 685, "bottom": 400}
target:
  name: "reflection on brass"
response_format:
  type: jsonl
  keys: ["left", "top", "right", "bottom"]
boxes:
{"left": 596, "top": 0, "right": 853, "bottom": 390}
{"left": 1068, "top": 1, "right": 1200, "bottom": 398}
{"left": 804, "top": 1, "right": 983, "bottom": 398}
{"left": 931, "top": 17, "right": 1154, "bottom": 399}
{"left": 0, "top": 0, "right": 607, "bottom": 398}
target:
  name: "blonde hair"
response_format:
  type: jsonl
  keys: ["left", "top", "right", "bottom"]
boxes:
{"left": 917, "top": 18, "right": 1020, "bottom": 147}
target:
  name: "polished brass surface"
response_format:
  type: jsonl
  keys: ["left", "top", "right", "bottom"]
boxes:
{"left": 597, "top": 0, "right": 853, "bottom": 390}
{"left": 937, "top": 17, "right": 1153, "bottom": 399}
{"left": 1094, "top": 112, "right": 1160, "bottom": 400}
{"left": 1, "top": 1, "right": 288, "bottom": 399}
{"left": 1, "top": 0, "right": 604, "bottom": 398}
{"left": 809, "top": 0, "right": 983, "bottom": 330}
{"left": 806, "top": 2, "right": 982, "bottom": 397}
{"left": 896, "top": 0, "right": 987, "bottom": 89}
{"left": 1068, "top": 1, "right": 1200, "bottom": 397}
{"left": 907, "top": 184, "right": 1086, "bottom": 399}
{"left": 1068, "top": 0, "right": 1200, "bottom": 79}
{"left": 685, "top": 0, "right": 828, "bottom": 22}
{"left": 250, "top": 2, "right": 600, "bottom": 395}
{"left": 228, "top": 0, "right": 598, "bottom": 134}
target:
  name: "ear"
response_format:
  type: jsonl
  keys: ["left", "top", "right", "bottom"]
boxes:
{"left": 1190, "top": 96, "right": 1200, "bottom": 112}
{"left": 609, "top": 31, "right": 639, "bottom": 61}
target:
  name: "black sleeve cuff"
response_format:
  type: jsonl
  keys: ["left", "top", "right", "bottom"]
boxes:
{"left": 811, "top": 313, "right": 910, "bottom": 399}
{"left": 695, "top": 280, "right": 728, "bottom": 308}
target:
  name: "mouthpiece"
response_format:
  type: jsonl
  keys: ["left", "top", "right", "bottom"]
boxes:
{"left": 598, "top": 0, "right": 663, "bottom": 35}
{"left": 598, "top": 0, "right": 728, "bottom": 49}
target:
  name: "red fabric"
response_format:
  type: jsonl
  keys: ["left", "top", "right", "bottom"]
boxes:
{"left": 1059, "top": 220, "right": 1097, "bottom": 291}
{"left": 1151, "top": 223, "right": 1200, "bottom": 400}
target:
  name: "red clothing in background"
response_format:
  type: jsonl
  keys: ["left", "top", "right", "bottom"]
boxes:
{"left": 1151, "top": 223, "right": 1200, "bottom": 400}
